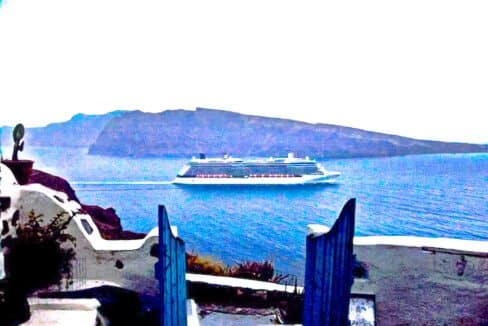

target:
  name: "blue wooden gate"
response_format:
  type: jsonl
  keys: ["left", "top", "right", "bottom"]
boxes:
{"left": 303, "top": 198, "right": 356, "bottom": 325}
{"left": 155, "top": 205, "right": 187, "bottom": 326}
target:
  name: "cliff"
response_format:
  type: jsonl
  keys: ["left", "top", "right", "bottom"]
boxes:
{"left": 28, "top": 169, "right": 145, "bottom": 240}
{"left": 1, "top": 111, "right": 126, "bottom": 148}
{"left": 88, "top": 108, "right": 487, "bottom": 158}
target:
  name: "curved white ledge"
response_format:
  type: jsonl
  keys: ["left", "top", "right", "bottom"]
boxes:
{"left": 308, "top": 222, "right": 487, "bottom": 254}
{"left": 3, "top": 182, "right": 159, "bottom": 252}
{"left": 354, "top": 235, "right": 488, "bottom": 254}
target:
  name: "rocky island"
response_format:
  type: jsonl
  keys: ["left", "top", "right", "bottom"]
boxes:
{"left": 88, "top": 108, "right": 488, "bottom": 158}
{"left": 3, "top": 108, "right": 487, "bottom": 158}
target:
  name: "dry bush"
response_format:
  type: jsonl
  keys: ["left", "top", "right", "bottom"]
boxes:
{"left": 186, "top": 253, "right": 289, "bottom": 283}
{"left": 186, "top": 252, "right": 226, "bottom": 276}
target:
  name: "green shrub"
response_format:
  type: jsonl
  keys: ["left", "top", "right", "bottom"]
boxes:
{"left": 4, "top": 210, "right": 76, "bottom": 294}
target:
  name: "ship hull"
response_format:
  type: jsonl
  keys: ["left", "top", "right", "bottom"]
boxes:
{"left": 172, "top": 172, "right": 340, "bottom": 185}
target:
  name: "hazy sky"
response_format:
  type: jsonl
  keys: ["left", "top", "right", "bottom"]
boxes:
{"left": 0, "top": 0, "right": 487, "bottom": 143}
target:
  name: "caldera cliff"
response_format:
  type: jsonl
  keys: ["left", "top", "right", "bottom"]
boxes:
{"left": 88, "top": 108, "right": 487, "bottom": 158}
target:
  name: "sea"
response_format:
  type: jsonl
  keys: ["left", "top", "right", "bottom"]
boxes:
{"left": 16, "top": 147, "right": 488, "bottom": 281}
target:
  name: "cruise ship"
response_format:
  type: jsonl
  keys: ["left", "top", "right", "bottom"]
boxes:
{"left": 172, "top": 153, "right": 340, "bottom": 185}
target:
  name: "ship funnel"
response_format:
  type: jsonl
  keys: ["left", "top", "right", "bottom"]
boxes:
{"left": 199, "top": 153, "right": 206, "bottom": 159}
{"left": 288, "top": 152, "right": 295, "bottom": 159}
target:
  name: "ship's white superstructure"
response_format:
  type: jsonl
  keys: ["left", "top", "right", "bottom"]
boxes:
{"left": 172, "top": 153, "right": 340, "bottom": 185}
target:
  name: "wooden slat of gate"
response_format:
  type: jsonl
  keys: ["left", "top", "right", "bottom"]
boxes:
{"left": 157, "top": 205, "right": 187, "bottom": 326}
{"left": 303, "top": 198, "right": 356, "bottom": 325}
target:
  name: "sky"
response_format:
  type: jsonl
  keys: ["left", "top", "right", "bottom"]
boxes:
{"left": 0, "top": 0, "right": 487, "bottom": 143}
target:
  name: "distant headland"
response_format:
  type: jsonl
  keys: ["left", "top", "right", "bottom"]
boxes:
{"left": 2, "top": 108, "right": 487, "bottom": 158}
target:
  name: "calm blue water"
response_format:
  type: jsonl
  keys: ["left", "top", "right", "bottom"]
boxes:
{"left": 17, "top": 147, "right": 488, "bottom": 280}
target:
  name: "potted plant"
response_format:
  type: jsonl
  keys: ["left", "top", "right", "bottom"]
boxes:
{"left": 1, "top": 123, "right": 34, "bottom": 185}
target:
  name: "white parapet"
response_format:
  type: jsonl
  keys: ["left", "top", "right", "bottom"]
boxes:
{"left": 23, "top": 298, "right": 101, "bottom": 326}
{"left": 354, "top": 235, "right": 488, "bottom": 254}
{"left": 0, "top": 165, "right": 161, "bottom": 295}
{"left": 187, "top": 273, "right": 303, "bottom": 294}
{"left": 308, "top": 222, "right": 488, "bottom": 255}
